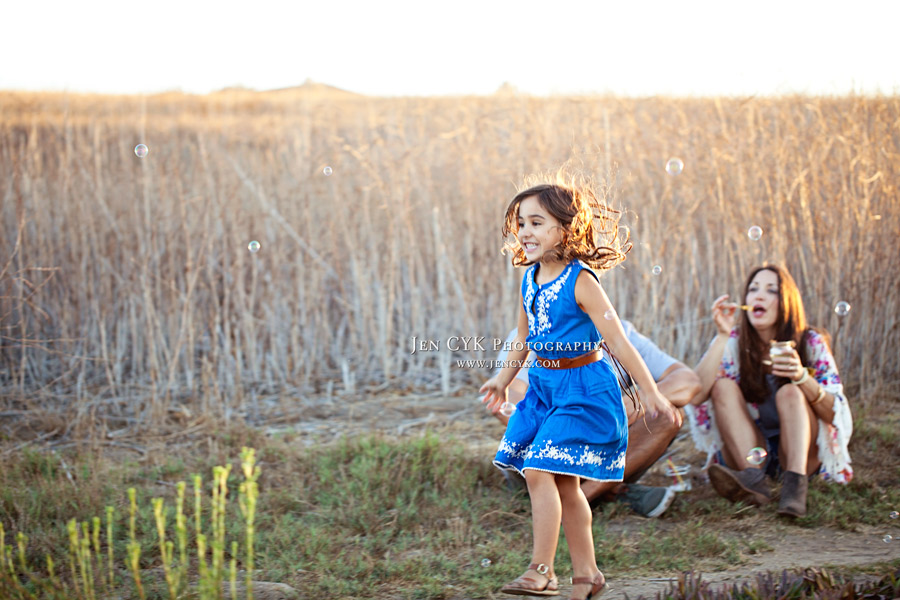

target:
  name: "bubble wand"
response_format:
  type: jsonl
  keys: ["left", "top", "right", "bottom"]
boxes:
{"left": 666, "top": 458, "right": 686, "bottom": 489}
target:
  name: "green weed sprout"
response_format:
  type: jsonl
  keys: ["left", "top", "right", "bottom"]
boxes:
{"left": 152, "top": 497, "right": 177, "bottom": 599}
{"left": 176, "top": 481, "right": 188, "bottom": 595}
{"left": 229, "top": 540, "right": 239, "bottom": 600}
{"left": 80, "top": 521, "right": 96, "bottom": 600}
{"left": 91, "top": 516, "right": 103, "bottom": 590}
{"left": 238, "top": 446, "right": 260, "bottom": 598}
{"left": 106, "top": 506, "right": 115, "bottom": 591}
{"left": 65, "top": 519, "right": 82, "bottom": 599}
{"left": 127, "top": 487, "right": 146, "bottom": 600}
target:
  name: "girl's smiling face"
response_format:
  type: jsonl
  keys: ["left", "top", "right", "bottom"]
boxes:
{"left": 745, "top": 268, "right": 780, "bottom": 332}
{"left": 517, "top": 195, "right": 564, "bottom": 264}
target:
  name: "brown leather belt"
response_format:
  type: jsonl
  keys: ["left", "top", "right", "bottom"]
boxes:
{"left": 535, "top": 350, "right": 603, "bottom": 370}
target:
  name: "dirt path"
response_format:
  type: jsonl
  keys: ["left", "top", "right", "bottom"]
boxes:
{"left": 604, "top": 525, "right": 899, "bottom": 599}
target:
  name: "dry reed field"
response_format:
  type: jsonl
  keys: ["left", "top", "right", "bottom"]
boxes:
{"left": 1, "top": 88, "right": 899, "bottom": 426}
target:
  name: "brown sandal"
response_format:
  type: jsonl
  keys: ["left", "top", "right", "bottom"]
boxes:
{"left": 500, "top": 562, "right": 560, "bottom": 596}
{"left": 569, "top": 572, "right": 608, "bottom": 600}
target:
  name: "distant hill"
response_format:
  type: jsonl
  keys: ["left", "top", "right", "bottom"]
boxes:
{"left": 494, "top": 81, "right": 522, "bottom": 96}
{"left": 212, "top": 79, "right": 362, "bottom": 98}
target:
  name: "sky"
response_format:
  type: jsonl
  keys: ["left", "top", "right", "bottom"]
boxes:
{"left": 3, "top": 0, "right": 898, "bottom": 97}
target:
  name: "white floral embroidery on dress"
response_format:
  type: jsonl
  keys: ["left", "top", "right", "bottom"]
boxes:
{"left": 523, "top": 267, "right": 537, "bottom": 335}
{"left": 511, "top": 440, "right": 626, "bottom": 473}
{"left": 526, "top": 439, "right": 577, "bottom": 465}
{"left": 533, "top": 263, "right": 573, "bottom": 336}
{"left": 577, "top": 448, "right": 602, "bottom": 467}
{"left": 498, "top": 437, "right": 528, "bottom": 460}
{"left": 575, "top": 446, "right": 624, "bottom": 469}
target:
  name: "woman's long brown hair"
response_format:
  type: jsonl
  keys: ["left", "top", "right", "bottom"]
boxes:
{"left": 737, "top": 264, "right": 830, "bottom": 402}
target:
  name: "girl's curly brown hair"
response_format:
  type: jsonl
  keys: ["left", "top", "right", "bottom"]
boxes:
{"left": 501, "top": 172, "right": 631, "bottom": 271}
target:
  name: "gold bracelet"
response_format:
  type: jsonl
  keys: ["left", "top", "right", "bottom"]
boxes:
{"left": 809, "top": 386, "right": 827, "bottom": 405}
{"left": 791, "top": 368, "right": 810, "bottom": 386}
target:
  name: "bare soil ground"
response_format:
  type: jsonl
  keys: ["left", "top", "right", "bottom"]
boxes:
{"left": 605, "top": 525, "right": 898, "bottom": 599}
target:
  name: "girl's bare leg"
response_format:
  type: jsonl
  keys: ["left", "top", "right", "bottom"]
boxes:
{"left": 522, "top": 469, "right": 561, "bottom": 579}
{"left": 775, "top": 384, "right": 821, "bottom": 475}
{"left": 557, "top": 474, "right": 602, "bottom": 597}
{"left": 710, "top": 378, "right": 766, "bottom": 469}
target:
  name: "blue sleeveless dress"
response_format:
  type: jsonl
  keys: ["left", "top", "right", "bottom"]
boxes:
{"left": 493, "top": 260, "right": 628, "bottom": 482}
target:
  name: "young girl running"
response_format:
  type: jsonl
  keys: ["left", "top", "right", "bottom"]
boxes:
{"left": 481, "top": 175, "right": 680, "bottom": 599}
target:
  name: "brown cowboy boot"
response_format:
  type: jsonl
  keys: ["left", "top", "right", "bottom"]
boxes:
{"left": 777, "top": 471, "right": 808, "bottom": 518}
{"left": 707, "top": 464, "right": 771, "bottom": 506}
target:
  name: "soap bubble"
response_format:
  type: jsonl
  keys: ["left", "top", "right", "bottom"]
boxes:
{"left": 499, "top": 402, "right": 516, "bottom": 417}
{"left": 134, "top": 144, "right": 149, "bottom": 158}
{"left": 480, "top": 558, "right": 492, "bottom": 568}
{"left": 651, "top": 265, "right": 662, "bottom": 276}
{"left": 889, "top": 511, "right": 898, "bottom": 519}
{"left": 665, "top": 157, "right": 684, "bottom": 176}
{"left": 883, "top": 535, "right": 893, "bottom": 543}
{"left": 604, "top": 309, "right": 616, "bottom": 320}
{"left": 747, "top": 226, "right": 763, "bottom": 241}
{"left": 323, "top": 166, "right": 333, "bottom": 176}
{"left": 834, "top": 301, "right": 851, "bottom": 317}
{"left": 248, "top": 241, "right": 260, "bottom": 253}
{"left": 746, "top": 447, "right": 768, "bottom": 465}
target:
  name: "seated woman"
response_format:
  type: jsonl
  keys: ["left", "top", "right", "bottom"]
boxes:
{"left": 686, "top": 263, "right": 852, "bottom": 518}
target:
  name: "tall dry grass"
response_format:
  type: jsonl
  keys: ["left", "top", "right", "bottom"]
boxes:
{"left": 1, "top": 89, "right": 898, "bottom": 423}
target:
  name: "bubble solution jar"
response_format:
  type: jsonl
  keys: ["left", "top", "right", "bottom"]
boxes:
{"left": 763, "top": 339, "right": 796, "bottom": 367}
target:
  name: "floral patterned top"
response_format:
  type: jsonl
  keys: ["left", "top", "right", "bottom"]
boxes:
{"left": 685, "top": 328, "right": 853, "bottom": 483}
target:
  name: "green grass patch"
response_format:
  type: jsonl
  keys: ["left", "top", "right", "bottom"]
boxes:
{"left": 800, "top": 476, "right": 900, "bottom": 530}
